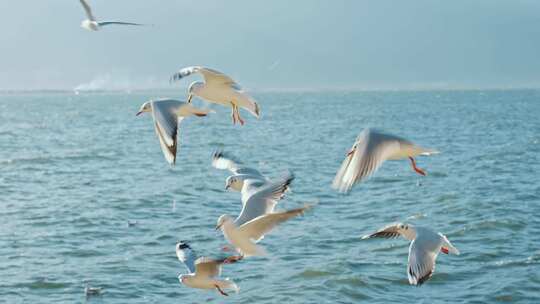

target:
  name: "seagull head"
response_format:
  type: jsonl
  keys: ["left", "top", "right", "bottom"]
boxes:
{"left": 176, "top": 241, "right": 190, "bottom": 251}
{"left": 216, "top": 214, "right": 233, "bottom": 230}
{"left": 225, "top": 175, "right": 249, "bottom": 192}
{"left": 225, "top": 176, "right": 238, "bottom": 191}
{"left": 136, "top": 101, "right": 151, "bottom": 116}
{"left": 398, "top": 223, "right": 416, "bottom": 240}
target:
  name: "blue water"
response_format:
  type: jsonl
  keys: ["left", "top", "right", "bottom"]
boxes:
{"left": 1, "top": 90, "right": 539, "bottom": 303}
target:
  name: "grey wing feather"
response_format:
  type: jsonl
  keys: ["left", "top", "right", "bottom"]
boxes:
{"left": 176, "top": 242, "right": 197, "bottom": 273}
{"left": 98, "top": 21, "right": 145, "bottom": 27}
{"left": 238, "top": 205, "right": 309, "bottom": 242}
{"left": 151, "top": 100, "right": 183, "bottom": 165}
{"left": 332, "top": 129, "right": 403, "bottom": 192}
{"left": 407, "top": 236, "right": 439, "bottom": 285}
{"left": 362, "top": 223, "right": 403, "bottom": 239}
{"left": 79, "top": 0, "right": 96, "bottom": 21}
{"left": 194, "top": 257, "right": 224, "bottom": 278}
{"left": 170, "top": 66, "right": 240, "bottom": 88}
{"left": 212, "top": 150, "right": 263, "bottom": 176}
{"left": 235, "top": 172, "right": 295, "bottom": 226}
{"left": 170, "top": 66, "right": 202, "bottom": 83}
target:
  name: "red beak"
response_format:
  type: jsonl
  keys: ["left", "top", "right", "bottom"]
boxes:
{"left": 441, "top": 247, "right": 449, "bottom": 254}
{"left": 346, "top": 149, "right": 355, "bottom": 157}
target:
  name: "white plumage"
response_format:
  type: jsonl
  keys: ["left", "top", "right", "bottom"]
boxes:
{"left": 362, "top": 223, "right": 459, "bottom": 285}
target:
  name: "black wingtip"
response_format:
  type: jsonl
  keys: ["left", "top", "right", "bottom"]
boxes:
{"left": 178, "top": 241, "right": 191, "bottom": 249}
{"left": 213, "top": 149, "right": 224, "bottom": 160}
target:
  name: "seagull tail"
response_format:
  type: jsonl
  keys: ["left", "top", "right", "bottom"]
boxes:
{"left": 441, "top": 235, "right": 460, "bottom": 255}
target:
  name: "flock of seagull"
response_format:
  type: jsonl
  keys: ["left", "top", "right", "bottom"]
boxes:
{"left": 78, "top": 0, "right": 460, "bottom": 297}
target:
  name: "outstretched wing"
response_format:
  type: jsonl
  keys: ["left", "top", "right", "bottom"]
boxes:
{"left": 332, "top": 129, "right": 405, "bottom": 193}
{"left": 236, "top": 172, "right": 295, "bottom": 226}
{"left": 176, "top": 242, "right": 197, "bottom": 273}
{"left": 361, "top": 223, "right": 404, "bottom": 239}
{"left": 212, "top": 150, "right": 262, "bottom": 176}
{"left": 98, "top": 21, "right": 145, "bottom": 27}
{"left": 238, "top": 205, "right": 309, "bottom": 243}
{"left": 151, "top": 99, "right": 183, "bottom": 165}
{"left": 407, "top": 238, "right": 438, "bottom": 285}
{"left": 194, "top": 257, "right": 224, "bottom": 278}
{"left": 171, "top": 66, "right": 241, "bottom": 88}
{"left": 79, "top": 0, "right": 96, "bottom": 21}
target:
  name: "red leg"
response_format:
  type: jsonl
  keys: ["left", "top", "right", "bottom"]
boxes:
{"left": 441, "top": 247, "right": 449, "bottom": 254}
{"left": 409, "top": 157, "right": 426, "bottom": 176}
{"left": 215, "top": 285, "right": 229, "bottom": 296}
{"left": 230, "top": 106, "right": 237, "bottom": 124}
{"left": 234, "top": 104, "right": 244, "bottom": 125}
{"left": 237, "top": 114, "right": 245, "bottom": 126}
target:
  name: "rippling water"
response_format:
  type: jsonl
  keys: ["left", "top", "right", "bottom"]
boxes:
{"left": 1, "top": 90, "right": 539, "bottom": 303}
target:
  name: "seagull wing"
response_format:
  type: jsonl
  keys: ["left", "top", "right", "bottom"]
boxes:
{"left": 332, "top": 129, "right": 407, "bottom": 192}
{"left": 194, "top": 257, "right": 224, "bottom": 278}
{"left": 176, "top": 242, "right": 197, "bottom": 273}
{"left": 235, "top": 172, "right": 295, "bottom": 226}
{"left": 211, "top": 150, "right": 263, "bottom": 176}
{"left": 79, "top": 0, "right": 96, "bottom": 21}
{"left": 98, "top": 21, "right": 145, "bottom": 27}
{"left": 171, "top": 66, "right": 241, "bottom": 88}
{"left": 151, "top": 99, "right": 183, "bottom": 165}
{"left": 361, "top": 223, "right": 404, "bottom": 239}
{"left": 407, "top": 236, "right": 439, "bottom": 285}
{"left": 238, "top": 205, "right": 309, "bottom": 243}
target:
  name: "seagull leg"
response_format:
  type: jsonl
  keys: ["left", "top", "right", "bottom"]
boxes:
{"left": 236, "top": 108, "right": 245, "bottom": 126}
{"left": 230, "top": 104, "right": 237, "bottom": 124}
{"left": 232, "top": 102, "right": 244, "bottom": 125}
{"left": 409, "top": 157, "right": 426, "bottom": 176}
{"left": 232, "top": 103, "right": 244, "bottom": 125}
{"left": 215, "top": 285, "right": 229, "bottom": 296}
{"left": 440, "top": 247, "right": 449, "bottom": 254}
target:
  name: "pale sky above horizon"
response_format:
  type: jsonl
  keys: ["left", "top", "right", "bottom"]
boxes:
{"left": 1, "top": 0, "right": 540, "bottom": 90}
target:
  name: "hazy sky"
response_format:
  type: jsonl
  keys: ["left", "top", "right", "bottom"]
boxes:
{"left": 1, "top": 0, "right": 540, "bottom": 90}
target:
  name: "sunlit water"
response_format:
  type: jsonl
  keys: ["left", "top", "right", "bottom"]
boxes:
{"left": 1, "top": 90, "right": 539, "bottom": 303}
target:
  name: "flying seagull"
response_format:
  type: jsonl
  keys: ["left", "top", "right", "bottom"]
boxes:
{"left": 212, "top": 151, "right": 294, "bottom": 224}
{"left": 216, "top": 205, "right": 310, "bottom": 262}
{"left": 170, "top": 66, "right": 260, "bottom": 125}
{"left": 176, "top": 242, "right": 239, "bottom": 296}
{"left": 79, "top": 0, "right": 145, "bottom": 31}
{"left": 136, "top": 99, "right": 212, "bottom": 166}
{"left": 362, "top": 223, "right": 460, "bottom": 285}
{"left": 332, "top": 128, "right": 439, "bottom": 192}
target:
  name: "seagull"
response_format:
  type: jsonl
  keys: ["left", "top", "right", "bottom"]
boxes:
{"left": 212, "top": 151, "right": 294, "bottom": 224}
{"left": 362, "top": 223, "right": 460, "bottom": 285}
{"left": 79, "top": 0, "right": 145, "bottom": 31}
{"left": 170, "top": 66, "right": 260, "bottom": 125}
{"left": 332, "top": 128, "right": 439, "bottom": 192}
{"left": 216, "top": 205, "right": 310, "bottom": 262}
{"left": 84, "top": 286, "right": 102, "bottom": 297}
{"left": 136, "top": 99, "right": 212, "bottom": 166}
{"left": 176, "top": 242, "right": 239, "bottom": 296}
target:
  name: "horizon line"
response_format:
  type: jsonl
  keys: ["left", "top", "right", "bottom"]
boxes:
{"left": 2, "top": 85, "right": 540, "bottom": 95}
